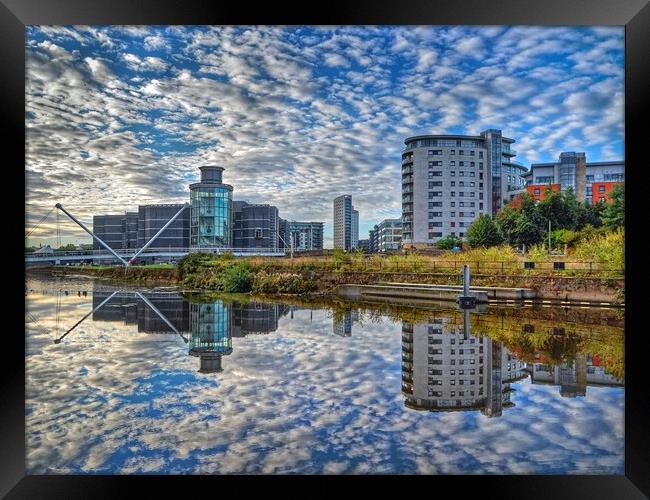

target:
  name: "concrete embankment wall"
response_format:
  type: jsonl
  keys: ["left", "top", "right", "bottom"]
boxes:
{"left": 48, "top": 267, "right": 624, "bottom": 304}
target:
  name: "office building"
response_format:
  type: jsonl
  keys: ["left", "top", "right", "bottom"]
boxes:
{"left": 333, "top": 195, "right": 356, "bottom": 250}
{"left": 524, "top": 153, "right": 624, "bottom": 204}
{"left": 92, "top": 214, "right": 125, "bottom": 250}
{"left": 137, "top": 204, "right": 190, "bottom": 249}
{"left": 189, "top": 166, "right": 233, "bottom": 248}
{"left": 401, "top": 130, "right": 525, "bottom": 246}
{"left": 232, "top": 201, "right": 279, "bottom": 250}
{"left": 121, "top": 212, "right": 139, "bottom": 249}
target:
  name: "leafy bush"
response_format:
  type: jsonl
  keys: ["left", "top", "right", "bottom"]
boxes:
{"left": 177, "top": 252, "right": 214, "bottom": 277}
{"left": 436, "top": 235, "right": 461, "bottom": 250}
{"left": 550, "top": 228, "right": 580, "bottom": 249}
{"left": 218, "top": 262, "right": 252, "bottom": 292}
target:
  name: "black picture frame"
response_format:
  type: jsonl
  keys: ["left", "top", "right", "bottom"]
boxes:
{"left": 3, "top": 0, "right": 648, "bottom": 496}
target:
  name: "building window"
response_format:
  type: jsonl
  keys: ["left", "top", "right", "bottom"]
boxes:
{"left": 599, "top": 185, "right": 606, "bottom": 193}
{"left": 450, "top": 211, "right": 456, "bottom": 217}
{"left": 459, "top": 161, "right": 464, "bottom": 166}
{"left": 450, "top": 161, "right": 456, "bottom": 166}
{"left": 431, "top": 170, "right": 442, "bottom": 176}
{"left": 470, "top": 171, "right": 475, "bottom": 177}
{"left": 479, "top": 163, "right": 483, "bottom": 169}
{"left": 429, "top": 222, "right": 442, "bottom": 228}
{"left": 459, "top": 192, "right": 464, "bottom": 197}
{"left": 479, "top": 152, "right": 483, "bottom": 159}
{"left": 459, "top": 232, "right": 464, "bottom": 237}
{"left": 450, "top": 150, "right": 455, "bottom": 155}
{"left": 450, "top": 221, "right": 455, "bottom": 227}
{"left": 450, "top": 171, "right": 455, "bottom": 177}
{"left": 479, "top": 203, "right": 483, "bottom": 210}
{"left": 459, "top": 202, "right": 465, "bottom": 207}
{"left": 534, "top": 189, "right": 540, "bottom": 196}
{"left": 459, "top": 181, "right": 465, "bottom": 187}
{"left": 470, "top": 162, "right": 475, "bottom": 167}
{"left": 429, "top": 232, "right": 443, "bottom": 238}
{"left": 450, "top": 181, "right": 455, "bottom": 187}
{"left": 459, "top": 211, "right": 464, "bottom": 217}
{"left": 470, "top": 182, "right": 475, "bottom": 187}
{"left": 255, "top": 228, "right": 262, "bottom": 239}
{"left": 429, "top": 201, "right": 442, "bottom": 207}
{"left": 470, "top": 151, "right": 475, "bottom": 156}
{"left": 429, "top": 161, "right": 442, "bottom": 167}
{"left": 459, "top": 172, "right": 464, "bottom": 177}
{"left": 450, "top": 201, "right": 455, "bottom": 207}
{"left": 429, "top": 212, "right": 442, "bottom": 218}
{"left": 459, "top": 222, "right": 465, "bottom": 227}
{"left": 450, "top": 191, "right": 455, "bottom": 197}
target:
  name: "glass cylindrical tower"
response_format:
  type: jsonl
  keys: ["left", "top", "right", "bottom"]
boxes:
{"left": 189, "top": 166, "right": 233, "bottom": 248}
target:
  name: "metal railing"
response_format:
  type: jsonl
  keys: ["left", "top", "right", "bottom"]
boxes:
{"left": 26, "top": 246, "right": 287, "bottom": 259}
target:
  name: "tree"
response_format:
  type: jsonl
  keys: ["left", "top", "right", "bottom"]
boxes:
{"left": 496, "top": 203, "right": 545, "bottom": 247}
{"left": 467, "top": 214, "right": 503, "bottom": 247}
{"left": 601, "top": 184, "right": 624, "bottom": 230}
{"left": 58, "top": 243, "right": 77, "bottom": 251}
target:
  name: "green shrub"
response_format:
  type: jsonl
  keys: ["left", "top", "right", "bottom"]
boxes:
{"left": 218, "top": 262, "right": 252, "bottom": 292}
{"left": 436, "top": 235, "right": 461, "bottom": 250}
{"left": 574, "top": 227, "right": 624, "bottom": 271}
{"left": 550, "top": 228, "right": 580, "bottom": 249}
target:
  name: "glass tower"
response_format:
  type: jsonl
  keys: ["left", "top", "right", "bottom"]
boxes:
{"left": 189, "top": 166, "right": 233, "bottom": 248}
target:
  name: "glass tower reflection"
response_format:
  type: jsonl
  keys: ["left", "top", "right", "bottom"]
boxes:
{"left": 189, "top": 301, "right": 233, "bottom": 373}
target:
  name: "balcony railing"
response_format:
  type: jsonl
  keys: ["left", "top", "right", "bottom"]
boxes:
{"left": 402, "top": 156, "right": 414, "bottom": 164}
{"left": 402, "top": 166, "right": 413, "bottom": 175}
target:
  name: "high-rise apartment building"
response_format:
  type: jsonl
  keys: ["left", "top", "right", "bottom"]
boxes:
{"left": 401, "top": 130, "right": 525, "bottom": 247}
{"left": 333, "top": 195, "right": 356, "bottom": 250}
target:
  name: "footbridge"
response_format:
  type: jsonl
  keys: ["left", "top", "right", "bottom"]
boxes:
{"left": 26, "top": 203, "right": 286, "bottom": 266}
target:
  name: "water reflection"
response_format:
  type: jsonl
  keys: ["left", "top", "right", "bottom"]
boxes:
{"left": 26, "top": 277, "right": 625, "bottom": 474}
{"left": 89, "top": 287, "right": 290, "bottom": 373}
{"left": 401, "top": 313, "right": 527, "bottom": 416}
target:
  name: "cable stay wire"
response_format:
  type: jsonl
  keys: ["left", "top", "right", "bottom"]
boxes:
{"left": 25, "top": 206, "right": 56, "bottom": 239}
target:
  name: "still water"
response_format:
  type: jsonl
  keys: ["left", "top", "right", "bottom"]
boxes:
{"left": 25, "top": 275, "right": 624, "bottom": 474}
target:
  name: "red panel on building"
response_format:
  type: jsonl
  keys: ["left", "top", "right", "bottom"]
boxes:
{"left": 591, "top": 181, "right": 623, "bottom": 205}
{"left": 527, "top": 183, "right": 561, "bottom": 202}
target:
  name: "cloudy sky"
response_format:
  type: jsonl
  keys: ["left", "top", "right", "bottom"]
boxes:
{"left": 25, "top": 25, "right": 624, "bottom": 247}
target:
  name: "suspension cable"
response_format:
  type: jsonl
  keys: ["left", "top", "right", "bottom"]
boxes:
{"left": 25, "top": 206, "right": 55, "bottom": 239}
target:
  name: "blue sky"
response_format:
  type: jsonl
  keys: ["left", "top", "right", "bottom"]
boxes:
{"left": 25, "top": 26, "right": 624, "bottom": 247}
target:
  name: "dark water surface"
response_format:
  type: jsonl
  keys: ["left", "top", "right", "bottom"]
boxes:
{"left": 25, "top": 275, "right": 624, "bottom": 474}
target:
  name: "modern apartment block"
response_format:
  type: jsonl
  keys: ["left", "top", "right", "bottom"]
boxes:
{"left": 401, "top": 315, "right": 527, "bottom": 416}
{"left": 401, "top": 130, "right": 525, "bottom": 246}
{"left": 333, "top": 195, "right": 358, "bottom": 250}
{"left": 523, "top": 153, "right": 625, "bottom": 204}
{"left": 283, "top": 221, "right": 324, "bottom": 251}
{"left": 232, "top": 201, "right": 279, "bottom": 250}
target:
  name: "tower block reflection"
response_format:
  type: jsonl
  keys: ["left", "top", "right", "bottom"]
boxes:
{"left": 401, "top": 312, "right": 527, "bottom": 416}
